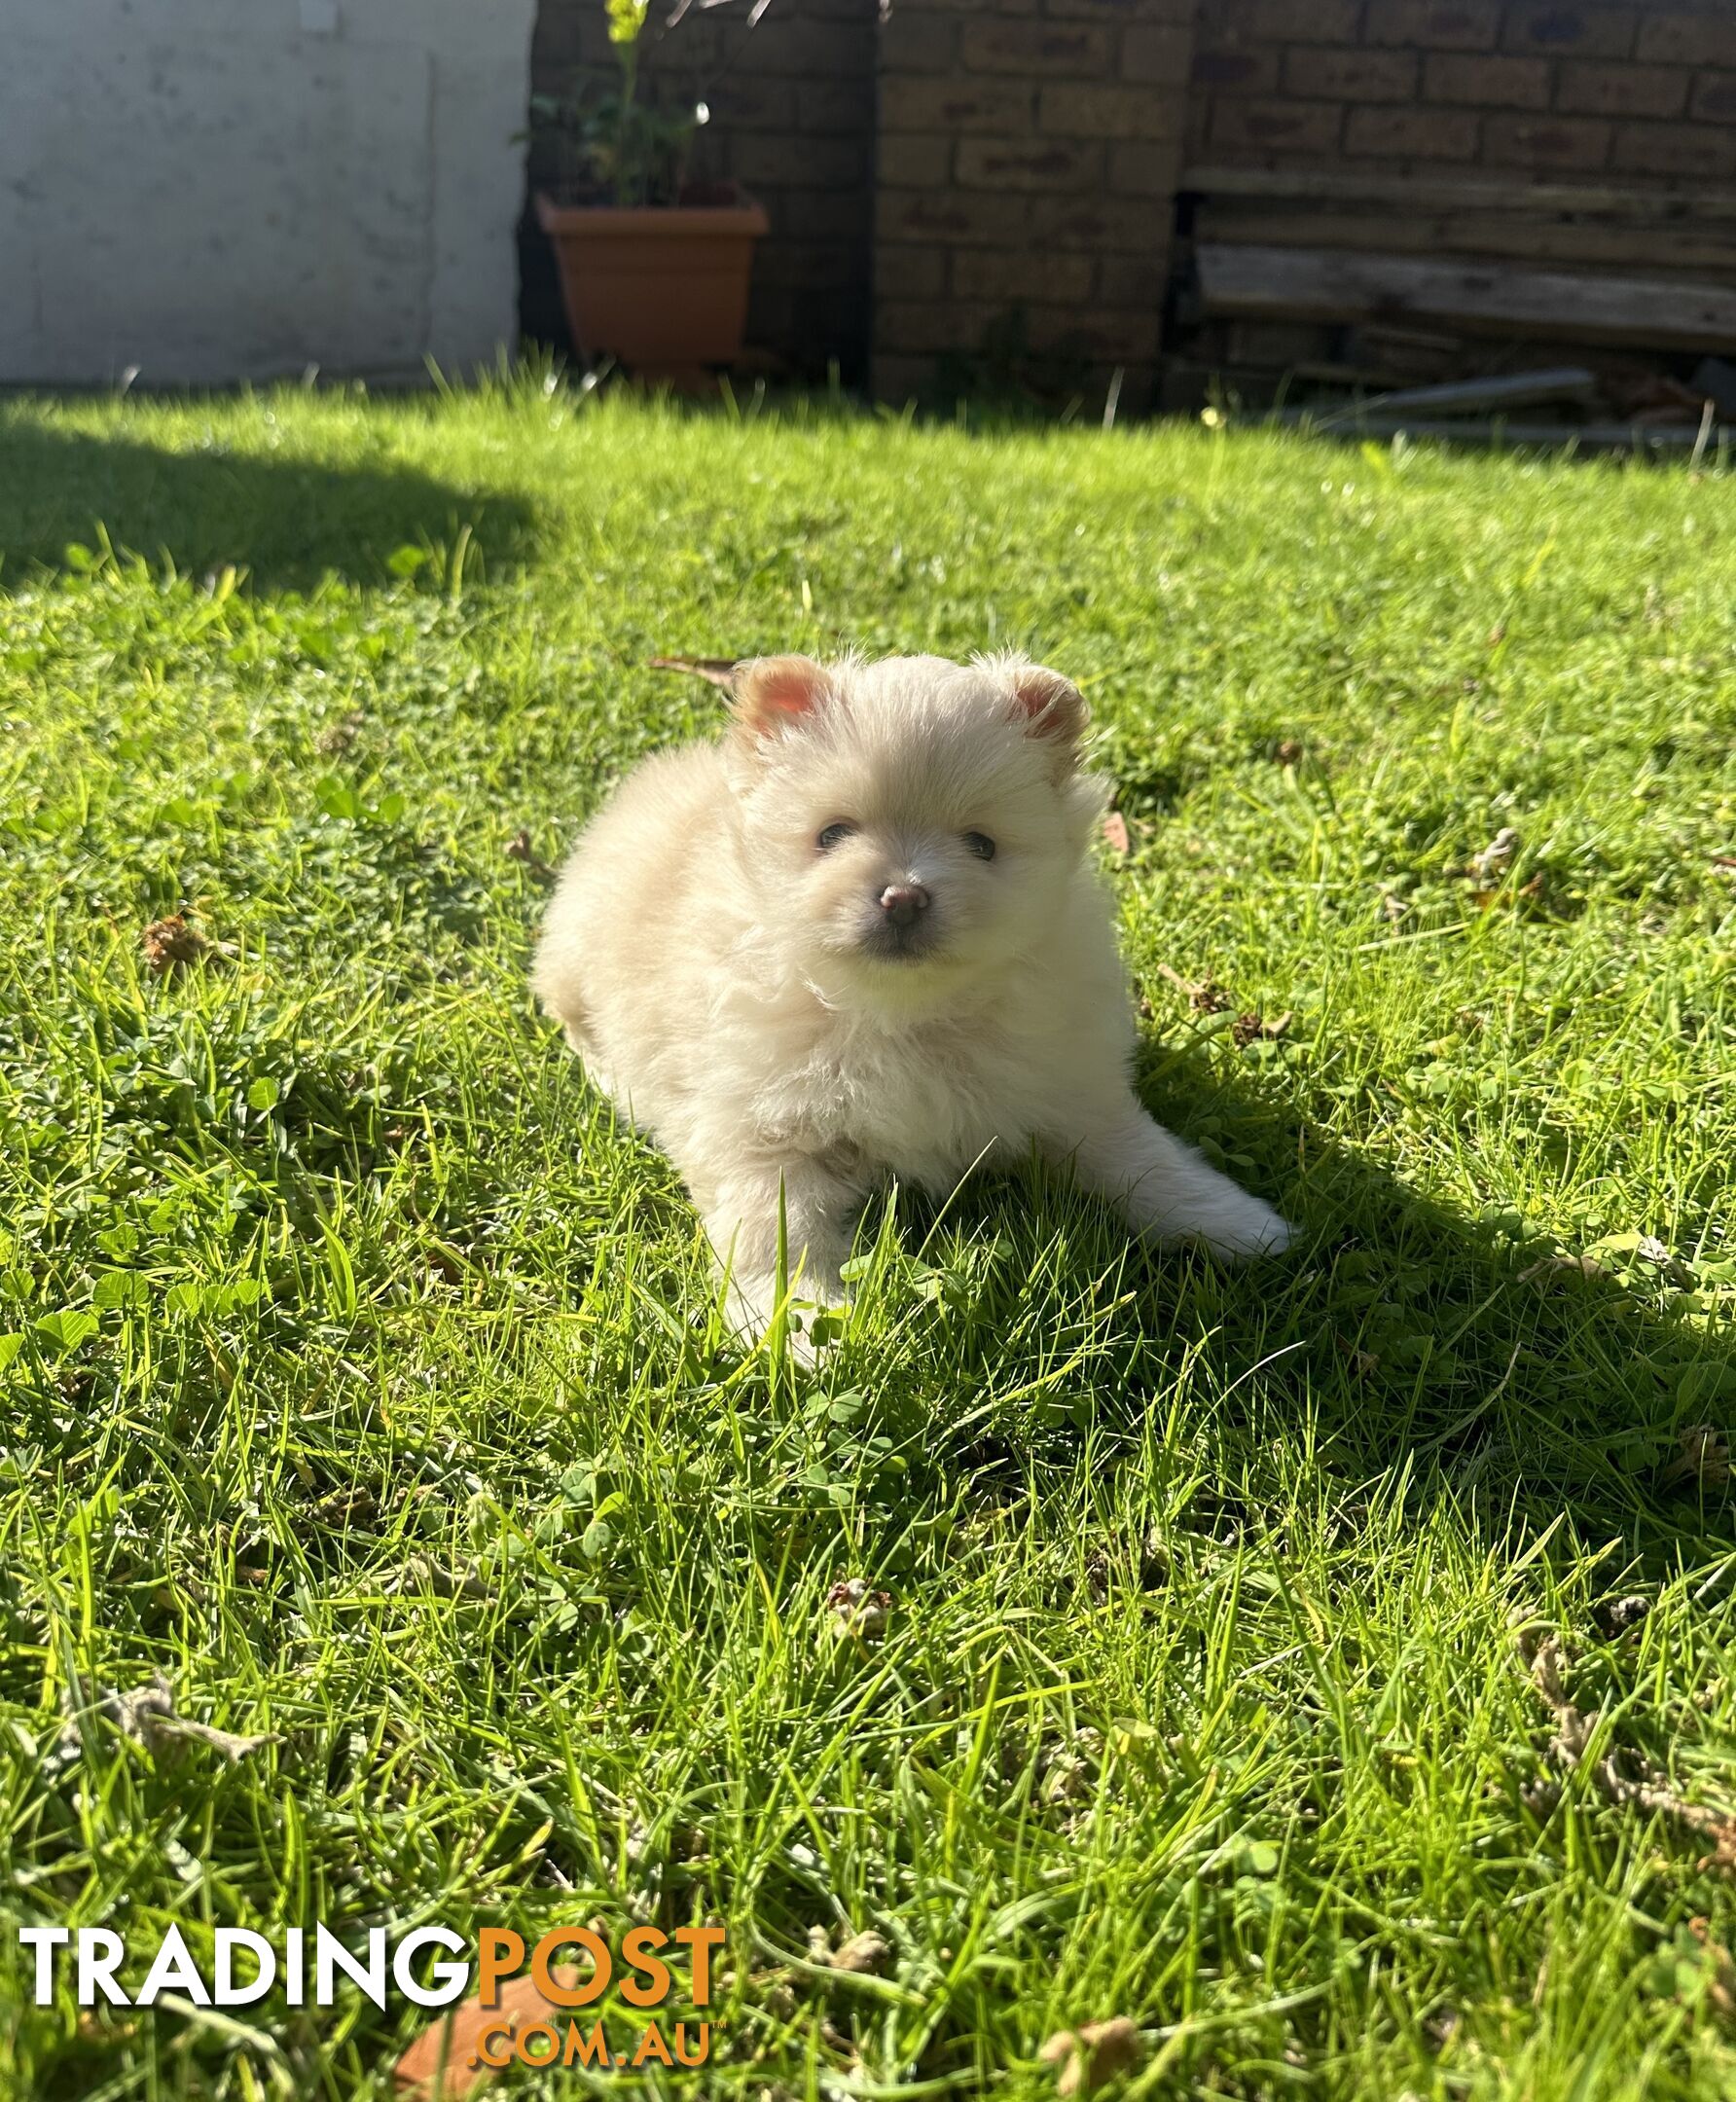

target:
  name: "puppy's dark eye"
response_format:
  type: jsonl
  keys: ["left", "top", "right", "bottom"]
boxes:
{"left": 963, "top": 831, "right": 996, "bottom": 862}
{"left": 816, "top": 821, "right": 856, "bottom": 852}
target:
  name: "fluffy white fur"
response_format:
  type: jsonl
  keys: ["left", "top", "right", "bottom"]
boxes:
{"left": 532, "top": 650, "right": 1292, "bottom": 1337}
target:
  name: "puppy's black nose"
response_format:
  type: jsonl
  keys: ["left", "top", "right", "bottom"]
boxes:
{"left": 878, "top": 882, "right": 930, "bottom": 928}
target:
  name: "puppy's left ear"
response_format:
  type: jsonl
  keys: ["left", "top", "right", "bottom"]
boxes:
{"left": 729, "top": 655, "right": 832, "bottom": 742}
{"left": 1008, "top": 663, "right": 1088, "bottom": 770}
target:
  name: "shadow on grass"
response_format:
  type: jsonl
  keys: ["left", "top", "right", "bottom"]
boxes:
{"left": 890, "top": 1043, "right": 1736, "bottom": 1567}
{"left": 0, "top": 412, "right": 540, "bottom": 594}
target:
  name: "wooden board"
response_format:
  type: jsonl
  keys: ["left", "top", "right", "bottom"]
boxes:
{"left": 1270, "top": 407, "right": 1727, "bottom": 453}
{"left": 1193, "top": 204, "right": 1736, "bottom": 278}
{"left": 1182, "top": 165, "right": 1736, "bottom": 224}
{"left": 1197, "top": 243, "right": 1736, "bottom": 352}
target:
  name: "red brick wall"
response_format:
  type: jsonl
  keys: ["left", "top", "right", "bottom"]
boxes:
{"left": 1189, "top": 2, "right": 1736, "bottom": 184}
{"left": 523, "top": 1, "right": 1736, "bottom": 394}
{"left": 874, "top": 0, "right": 1197, "bottom": 408}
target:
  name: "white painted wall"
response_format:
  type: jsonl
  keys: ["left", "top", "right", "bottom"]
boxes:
{"left": 0, "top": 0, "right": 537, "bottom": 384}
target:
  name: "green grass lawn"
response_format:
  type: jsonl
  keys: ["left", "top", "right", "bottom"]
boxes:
{"left": 3, "top": 380, "right": 1736, "bottom": 2102}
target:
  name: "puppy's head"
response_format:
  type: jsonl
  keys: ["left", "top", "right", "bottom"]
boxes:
{"left": 725, "top": 651, "right": 1104, "bottom": 1008}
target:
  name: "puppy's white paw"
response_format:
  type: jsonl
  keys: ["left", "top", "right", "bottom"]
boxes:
{"left": 728, "top": 1274, "right": 846, "bottom": 1360}
{"left": 1195, "top": 1192, "right": 1294, "bottom": 1260}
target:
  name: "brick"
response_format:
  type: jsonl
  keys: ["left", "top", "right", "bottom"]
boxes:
{"left": 957, "top": 136, "right": 1105, "bottom": 191}
{"left": 1037, "top": 82, "right": 1176, "bottom": 139}
{"left": 749, "top": 19, "right": 876, "bottom": 78}
{"left": 1363, "top": 2, "right": 1501, "bottom": 50}
{"left": 778, "top": 189, "right": 873, "bottom": 242}
{"left": 1043, "top": 0, "right": 1194, "bottom": 18}
{"left": 1068, "top": 309, "right": 1163, "bottom": 363}
{"left": 877, "top": 132, "right": 956, "bottom": 188}
{"left": 754, "top": 241, "right": 858, "bottom": 292}
{"left": 892, "top": 0, "right": 1036, "bottom": 13}
{"left": 1205, "top": 0, "right": 1359, "bottom": 40}
{"left": 871, "top": 353, "right": 939, "bottom": 404}
{"left": 1189, "top": 46, "right": 1282, "bottom": 92}
{"left": 876, "top": 187, "right": 1031, "bottom": 248}
{"left": 1226, "top": 318, "right": 1338, "bottom": 366}
{"left": 1690, "top": 71, "right": 1736, "bottom": 123}
{"left": 1612, "top": 118, "right": 1736, "bottom": 177}
{"left": 1283, "top": 47, "right": 1421, "bottom": 100}
{"left": 1107, "top": 136, "right": 1185, "bottom": 194}
{"left": 1501, "top": 6, "right": 1638, "bottom": 59}
{"left": 1209, "top": 96, "right": 1345, "bottom": 155}
{"left": 733, "top": 133, "right": 867, "bottom": 190}
{"left": 958, "top": 20, "right": 1111, "bottom": 73}
{"left": 1424, "top": 52, "right": 1551, "bottom": 105}
{"left": 713, "top": 78, "right": 799, "bottom": 131}
{"left": 796, "top": 80, "right": 872, "bottom": 136}
{"left": 878, "top": 298, "right": 1001, "bottom": 355}
{"left": 1482, "top": 112, "right": 1612, "bottom": 168}
{"left": 1556, "top": 60, "right": 1688, "bottom": 117}
{"left": 1344, "top": 103, "right": 1481, "bottom": 157}
{"left": 1121, "top": 23, "right": 1195, "bottom": 84}
{"left": 876, "top": 78, "right": 1035, "bottom": 134}
{"left": 1030, "top": 194, "right": 1167, "bottom": 253}
{"left": 1096, "top": 253, "right": 1168, "bottom": 308}
{"left": 1637, "top": 14, "right": 1736, "bottom": 69}
{"left": 875, "top": 245, "right": 949, "bottom": 302}
{"left": 877, "top": 14, "right": 960, "bottom": 73}
{"left": 952, "top": 248, "right": 1097, "bottom": 303}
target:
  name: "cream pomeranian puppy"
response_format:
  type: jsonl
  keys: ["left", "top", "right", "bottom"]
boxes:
{"left": 532, "top": 651, "right": 1291, "bottom": 1338}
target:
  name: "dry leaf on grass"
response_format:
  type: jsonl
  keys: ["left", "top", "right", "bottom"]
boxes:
{"left": 141, "top": 915, "right": 232, "bottom": 975}
{"left": 825, "top": 1578, "right": 891, "bottom": 1643}
{"left": 1518, "top": 1253, "right": 1609, "bottom": 1287}
{"left": 1520, "top": 1633, "right": 1736, "bottom": 1866}
{"left": 394, "top": 1965, "right": 581, "bottom": 2099}
{"left": 1471, "top": 872, "right": 1547, "bottom": 914}
{"left": 313, "top": 1487, "right": 379, "bottom": 1529}
{"left": 648, "top": 655, "right": 740, "bottom": 689}
{"left": 1038, "top": 2015, "right": 1142, "bottom": 2097}
{"left": 1593, "top": 1595, "right": 1651, "bottom": 1638}
{"left": 314, "top": 710, "right": 365, "bottom": 756}
{"left": 1154, "top": 962, "right": 1230, "bottom": 1015}
{"left": 1231, "top": 1009, "right": 1291, "bottom": 1047}
{"left": 1100, "top": 812, "right": 1131, "bottom": 856}
{"left": 504, "top": 828, "right": 556, "bottom": 883}
{"left": 1663, "top": 1426, "right": 1729, "bottom": 1492}
{"left": 100, "top": 1675, "right": 277, "bottom": 1763}
{"left": 388, "top": 1556, "right": 498, "bottom": 1602}
{"left": 1467, "top": 826, "right": 1522, "bottom": 884}
{"left": 827, "top": 1931, "right": 892, "bottom": 1976}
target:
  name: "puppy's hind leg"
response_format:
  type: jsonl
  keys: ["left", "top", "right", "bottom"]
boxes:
{"left": 1043, "top": 1093, "right": 1292, "bottom": 1258}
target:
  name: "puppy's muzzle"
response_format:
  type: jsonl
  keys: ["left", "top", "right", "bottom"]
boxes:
{"left": 878, "top": 882, "right": 929, "bottom": 929}
{"left": 860, "top": 880, "right": 937, "bottom": 960}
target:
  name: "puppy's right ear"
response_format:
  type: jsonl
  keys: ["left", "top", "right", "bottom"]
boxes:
{"left": 729, "top": 655, "right": 832, "bottom": 743}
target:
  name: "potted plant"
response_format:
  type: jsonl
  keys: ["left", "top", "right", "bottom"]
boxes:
{"left": 532, "top": 0, "right": 771, "bottom": 384}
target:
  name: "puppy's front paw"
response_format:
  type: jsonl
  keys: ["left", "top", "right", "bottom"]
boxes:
{"left": 1194, "top": 1191, "right": 1294, "bottom": 1260}
{"left": 728, "top": 1273, "right": 847, "bottom": 1360}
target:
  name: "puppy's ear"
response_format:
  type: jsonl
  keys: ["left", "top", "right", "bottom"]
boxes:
{"left": 1007, "top": 663, "right": 1088, "bottom": 769}
{"left": 729, "top": 655, "right": 832, "bottom": 742}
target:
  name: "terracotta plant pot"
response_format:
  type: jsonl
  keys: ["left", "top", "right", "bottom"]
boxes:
{"left": 536, "top": 191, "right": 769, "bottom": 384}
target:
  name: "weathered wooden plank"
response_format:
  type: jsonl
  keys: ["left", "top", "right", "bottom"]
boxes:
{"left": 1271, "top": 407, "right": 1726, "bottom": 452}
{"left": 1371, "top": 369, "right": 1597, "bottom": 415}
{"left": 1197, "top": 243, "right": 1736, "bottom": 351}
{"left": 1193, "top": 205, "right": 1736, "bottom": 277}
{"left": 1182, "top": 164, "right": 1736, "bottom": 223}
